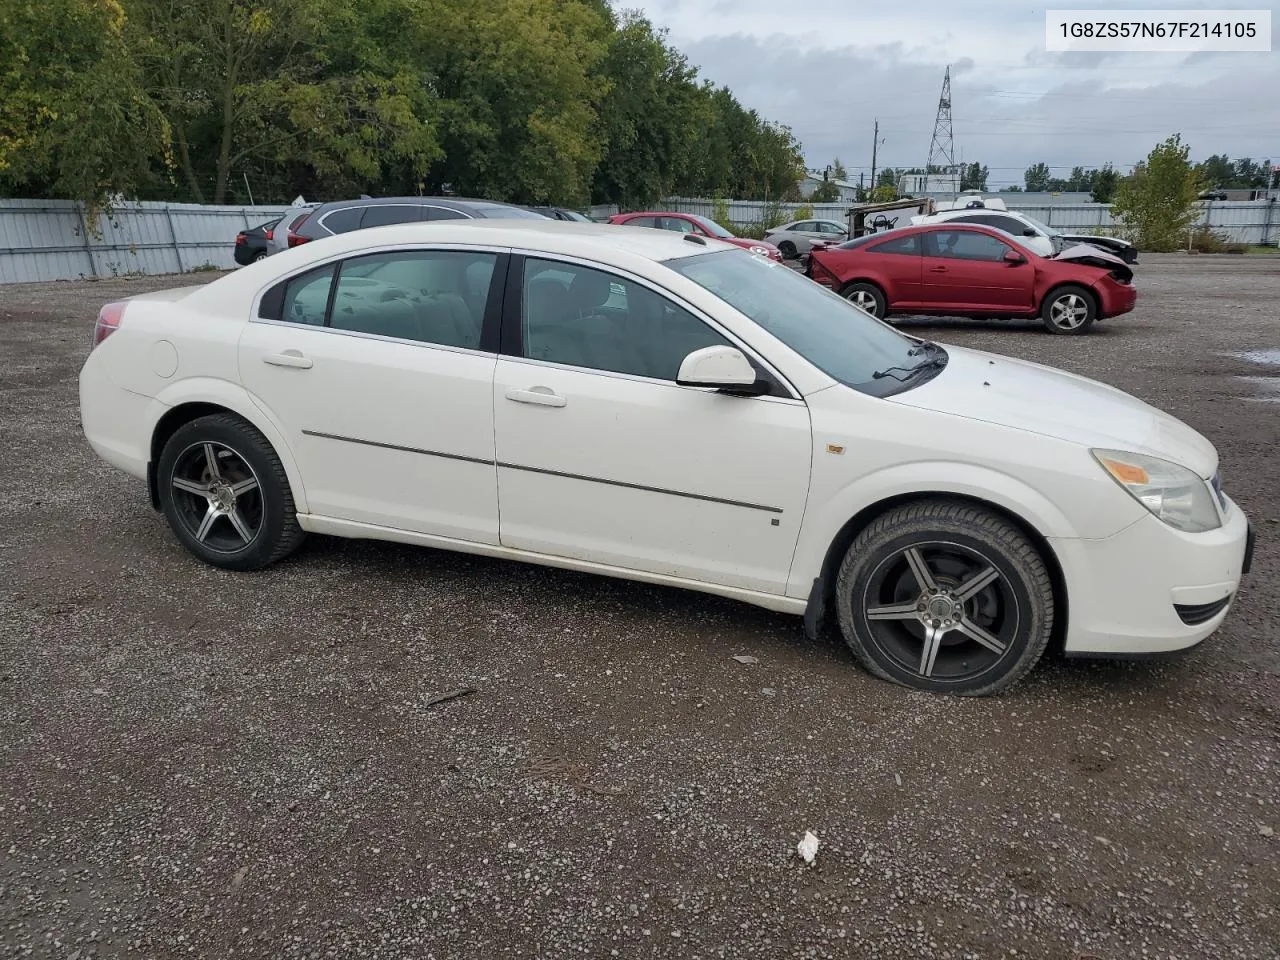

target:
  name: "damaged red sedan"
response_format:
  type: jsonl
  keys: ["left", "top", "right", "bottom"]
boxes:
{"left": 806, "top": 223, "right": 1136, "bottom": 335}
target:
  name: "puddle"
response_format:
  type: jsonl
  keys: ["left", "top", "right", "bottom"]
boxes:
{"left": 1233, "top": 349, "right": 1280, "bottom": 366}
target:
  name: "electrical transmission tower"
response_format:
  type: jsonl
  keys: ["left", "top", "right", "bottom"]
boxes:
{"left": 925, "top": 65, "right": 957, "bottom": 197}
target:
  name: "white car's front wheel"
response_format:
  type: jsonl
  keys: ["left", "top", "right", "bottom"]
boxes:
{"left": 835, "top": 500, "right": 1055, "bottom": 696}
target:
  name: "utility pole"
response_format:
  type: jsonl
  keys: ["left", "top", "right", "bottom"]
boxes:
{"left": 869, "top": 119, "right": 880, "bottom": 197}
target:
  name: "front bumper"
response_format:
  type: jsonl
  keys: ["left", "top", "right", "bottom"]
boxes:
{"left": 1095, "top": 278, "right": 1137, "bottom": 318}
{"left": 1051, "top": 498, "right": 1251, "bottom": 657}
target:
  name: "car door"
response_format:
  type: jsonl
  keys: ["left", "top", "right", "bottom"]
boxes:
{"left": 237, "top": 247, "right": 506, "bottom": 542}
{"left": 863, "top": 232, "right": 924, "bottom": 306}
{"left": 919, "top": 229, "right": 1036, "bottom": 313}
{"left": 491, "top": 255, "right": 813, "bottom": 595}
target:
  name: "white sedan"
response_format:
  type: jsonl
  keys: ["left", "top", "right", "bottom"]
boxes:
{"left": 79, "top": 220, "right": 1253, "bottom": 695}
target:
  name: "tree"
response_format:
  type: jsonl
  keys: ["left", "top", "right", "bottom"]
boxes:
{"left": 1024, "top": 162, "right": 1051, "bottom": 192}
{"left": 999, "top": 185, "right": 1022, "bottom": 192}
{"left": 1090, "top": 165, "right": 1119, "bottom": 203}
{"left": 831, "top": 157, "right": 848, "bottom": 181}
{"left": 960, "top": 161, "right": 988, "bottom": 192}
{"left": 130, "top": 0, "right": 440, "bottom": 204}
{"left": 810, "top": 179, "right": 839, "bottom": 203}
{"left": 591, "top": 13, "right": 703, "bottom": 208}
{"left": 0, "top": 0, "right": 167, "bottom": 214}
{"left": 1112, "top": 134, "right": 1200, "bottom": 251}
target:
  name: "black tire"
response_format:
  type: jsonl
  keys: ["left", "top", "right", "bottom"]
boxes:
{"left": 834, "top": 500, "right": 1054, "bottom": 696}
{"left": 1041, "top": 284, "right": 1096, "bottom": 335}
{"left": 252, "top": 251, "right": 268, "bottom": 263}
{"left": 778, "top": 240, "right": 798, "bottom": 260}
{"left": 157, "top": 413, "right": 305, "bottom": 571}
{"left": 839, "top": 281, "right": 887, "bottom": 319}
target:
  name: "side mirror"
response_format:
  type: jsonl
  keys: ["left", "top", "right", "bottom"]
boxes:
{"left": 676, "top": 346, "right": 766, "bottom": 395}
{"left": 1022, "top": 228, "right": 1037, "bottom": 237}
{"left": 1003, "top": 250, "right": 1027, "bottom": 264}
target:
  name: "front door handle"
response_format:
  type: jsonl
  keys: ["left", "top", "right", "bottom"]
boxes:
{"left": 263, "top": 351, "right": 313, "bottom": 369}
{"left": 505, "top": 386, "right": 567, "bottom": 408}
{"left": 929, "top": 265, "right": 948, "bottom": 273}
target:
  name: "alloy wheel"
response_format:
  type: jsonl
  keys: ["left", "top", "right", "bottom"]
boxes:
{"left": 169, "top": 441, "right": 264, "bottom": 553}
{"left": 845, "top": 288, "right": 881, "bottom": 316}
{"left": 1048, "top": 293, "right": 1089, "bottom": 330}
{"left": 860, "top": 541, "right": 1019, "bottom": 685}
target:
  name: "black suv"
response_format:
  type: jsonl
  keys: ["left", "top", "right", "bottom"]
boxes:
{"left": 286, "top": 197, "right": 549, "bottom": 248}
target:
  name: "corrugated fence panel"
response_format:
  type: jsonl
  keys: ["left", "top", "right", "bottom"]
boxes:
{"left": 0, "top": 200, "right": 293, "bottom": 283}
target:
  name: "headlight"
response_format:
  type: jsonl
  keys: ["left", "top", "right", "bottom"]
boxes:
{"left": 1092, "top": 449, "right": 1221, "bottom": 533}
{"left": 749, "top": 245, "right": 770, "bottom": 256}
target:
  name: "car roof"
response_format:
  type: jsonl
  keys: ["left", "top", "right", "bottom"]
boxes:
{"left": 309, "top": 196, "right": 539, "bottom": 216}
{"left": 243, "top": 219, "right": 737, "bottom": 275}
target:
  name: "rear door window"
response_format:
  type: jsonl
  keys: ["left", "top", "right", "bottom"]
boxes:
{"left": 321, "top": 207, "right": 364, "bottom": 234}
{"left": 279, "top": 265, "right": 335, "bottom": 325}
{"left": 361, "top": 204, "right": 424, "bottom": 228}
{"left": 327, "top": 251, "right": 497, "bottom": 349}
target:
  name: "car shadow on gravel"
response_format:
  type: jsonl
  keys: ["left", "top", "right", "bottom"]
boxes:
{"left": 285, "top": 532, "right": 1190, "bottom": 700}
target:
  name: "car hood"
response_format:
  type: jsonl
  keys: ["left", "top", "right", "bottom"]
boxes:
{"left": 888, "top": 345, "right": 1217, "bottom": 477}
{"left": 724, "top": 236, "right": 780, "bottom": 253}
{"left": 1053, "top": 243, "right": 1132, "bottom": 281}
{"left": 1060, "top": 232, "right": 1132, "bottom": 250}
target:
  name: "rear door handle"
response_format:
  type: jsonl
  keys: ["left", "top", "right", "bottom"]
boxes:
{"left": 505, "top": 386, "right": 566, "bottom": 408}
{"left": 929, "top": 265, "right": 948, "bottom": 273}
{"left": 263, "top": 351, "right": 313, "bottom": 369}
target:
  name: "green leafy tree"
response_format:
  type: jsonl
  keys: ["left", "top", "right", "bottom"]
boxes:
{"left": 1090, "top": 165, "right": 1119, "bottom": 203}
{"left": 1023, "top": 162, "right": 1051, "bottom": 192}
{"left": 810, "top": 179, "right": 839, "bottom": 203}
{"left": 1000, "top": 185, "right": 1022, "bottom": 192}
{"left": 130, "top": 0, "right": 440, "bottom": 203}
{"left": 831, "top": 157, "right": 848, "bottom": 180}
{"left": 591, "top": 13, "right": 702, "bottom": 208}
{"left": 1112, "top": 135, "right": 1200, "bottom": 251}
{"left": 960, "top": 162, "right": 988, "bottom": 191}
{"left": 0, "top": 0, "right": 167, "bottom": 214}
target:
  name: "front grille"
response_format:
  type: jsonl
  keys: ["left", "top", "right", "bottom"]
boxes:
{"left": 1174, "top": 596, "right": 1232, "bottom": 626}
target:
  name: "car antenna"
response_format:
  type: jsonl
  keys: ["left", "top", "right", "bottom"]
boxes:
{"left": 683, "top": 233, "right": 707, "bottom": 245}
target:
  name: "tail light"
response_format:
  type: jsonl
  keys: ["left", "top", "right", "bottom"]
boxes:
{"left": 265, "top": 228, "right": 274, "bottom": 241}
{"left": 1110, "top": 270, "right": 1131, "bottom": 285}
{"left": 286, "top": 213, "right": 312, "bottom": 248}
{"left": 235, "top": 232, "right": 247, "bottom": 246}
{"left": 93, "top": 301, "right": 127, "bottom": 348}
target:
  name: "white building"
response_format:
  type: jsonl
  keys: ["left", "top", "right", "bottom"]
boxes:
{"left": 797, "top": 173, "right": 860, "bottom": 203}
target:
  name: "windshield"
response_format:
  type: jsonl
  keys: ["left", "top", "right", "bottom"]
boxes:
{"left": 667, "top": 250, "right": 943, "bottom": 397}
{"left": 690, "top": 215, "right": 736, "bottom": 239}
{"left": 564, "top": 210, "right": 593, "bottom": 222}
{"left": 1018, "top": 212, "right": 1061, "bottom": 238}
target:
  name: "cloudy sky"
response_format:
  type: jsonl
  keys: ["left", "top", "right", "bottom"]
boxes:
{"left": 626, "top": 0, "right": 1279, "bottom": 187}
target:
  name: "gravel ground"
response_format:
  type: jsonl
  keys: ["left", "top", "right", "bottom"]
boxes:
{"left": 1, "top": 254, "right": 1278, "bottom": 960}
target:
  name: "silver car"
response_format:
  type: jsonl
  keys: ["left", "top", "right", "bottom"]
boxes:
{"left": 765, "top": 219, "right": 848, "bottom": 259}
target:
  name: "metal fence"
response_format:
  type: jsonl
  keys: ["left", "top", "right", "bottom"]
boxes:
{"left": 0, "top": 199, "right": 294, "bottom": 284}
{"left": 2, "top": 195, "right": 1276, "bottom": 284}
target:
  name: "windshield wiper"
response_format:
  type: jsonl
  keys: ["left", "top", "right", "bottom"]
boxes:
{"left": 873, "top": 345, "right": 947, "bottom": 382}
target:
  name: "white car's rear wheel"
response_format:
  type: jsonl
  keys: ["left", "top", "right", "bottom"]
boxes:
{"left": 157, "top": 414, "right": 305, "bottom": 571}
{"left": 835, "top": 500, "right": 1054, "bottom": 695}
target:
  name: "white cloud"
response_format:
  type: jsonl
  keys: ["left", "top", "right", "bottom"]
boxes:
{"left": 625, "top": 0, "right": 1280, "bottom": 188}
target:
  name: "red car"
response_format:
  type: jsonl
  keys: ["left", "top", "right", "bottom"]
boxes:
{"left": 608, "top": 211, "right": 783, "bottom": 262}
{"left": 807, "top": 223, "right": 1136, "bottom": 335}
